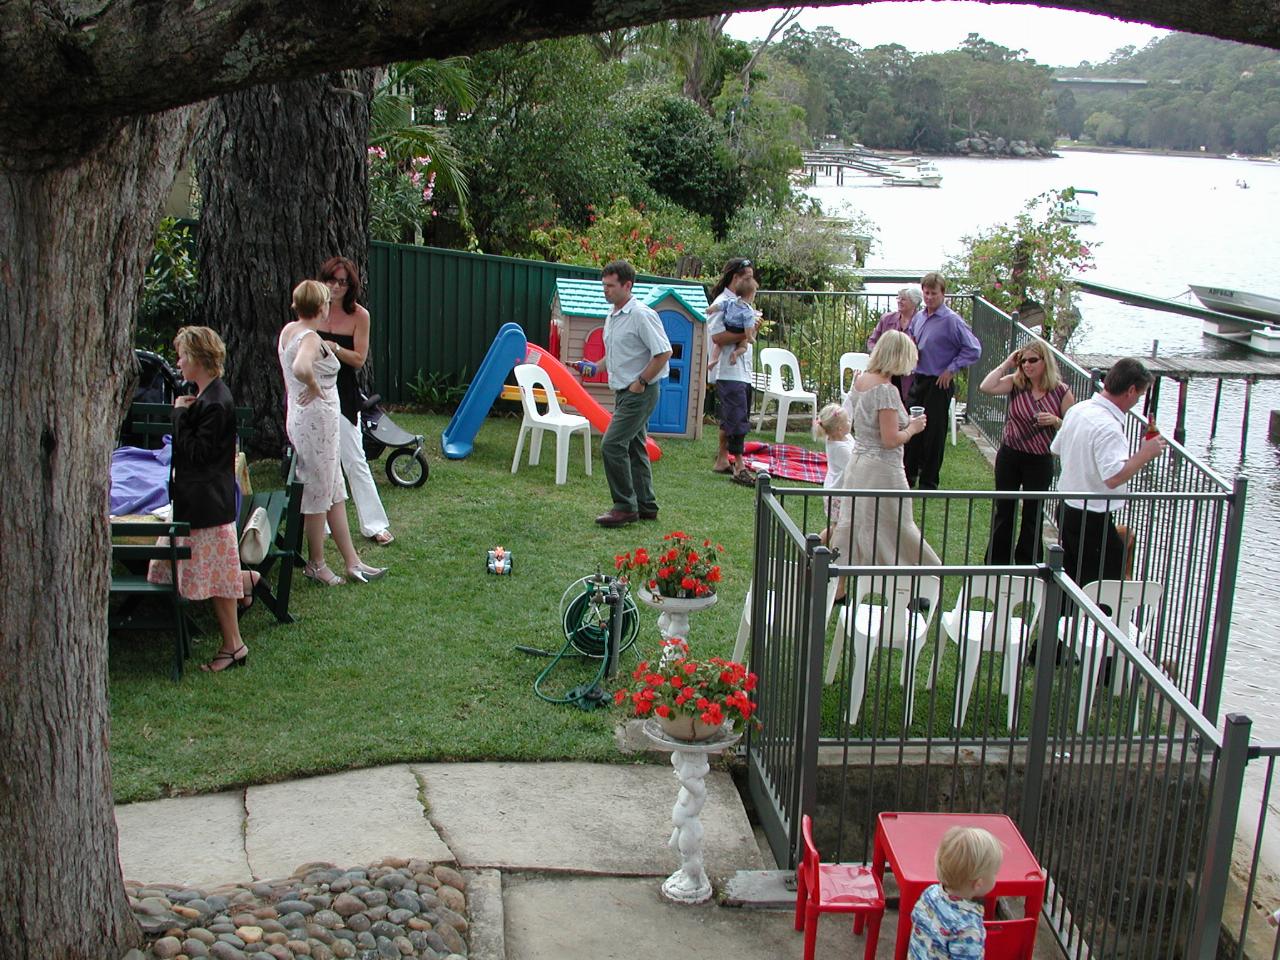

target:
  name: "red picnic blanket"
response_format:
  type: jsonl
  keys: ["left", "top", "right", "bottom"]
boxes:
{"left": 741, "top": 441, "right": 827, "bottom": 484}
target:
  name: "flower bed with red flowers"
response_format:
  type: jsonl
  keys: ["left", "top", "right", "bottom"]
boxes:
{"left": 615, "top": 530, "right": 724, "bottom": 599}
{"left": 614, "top": 639, "right": 758, "bottom": 731}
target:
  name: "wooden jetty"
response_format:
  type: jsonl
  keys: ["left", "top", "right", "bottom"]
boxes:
{"left": 800, "top": 149, "right": 900, "bottom": 185}
{"left": 1070, "top": 352, "right": 1280, "bottom": 455}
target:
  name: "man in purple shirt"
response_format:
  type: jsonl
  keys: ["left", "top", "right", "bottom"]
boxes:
{"left": 904, "top": 272, "right": 982, "bottom": 489}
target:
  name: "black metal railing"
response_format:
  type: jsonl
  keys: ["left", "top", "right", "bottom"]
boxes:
{"left": 743, "top": 475, "right": 1252, "bottom": 960}
{"left": 752, "top": 290, "right": 975, "bottom": 407}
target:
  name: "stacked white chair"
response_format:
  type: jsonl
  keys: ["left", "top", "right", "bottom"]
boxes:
{"left": 824, "top": 575, "right": 942, "bottom": 726}
{"left": 757, "top": 347, "right": 819, "bottom": 443}
{"left": 510, "top": 363, "right": 592, "bottom": 485}
{"left": 1058, "top": 579, "right": 1164, "bottom": 733}
{"left": 733, "top": 560, "right": 840, "bottom": 664}
{"left": 838, "top": 351, "right": 871, "bottom": 399}
{"left": 934, "top": 576, "right": 1043, "bottom": 729}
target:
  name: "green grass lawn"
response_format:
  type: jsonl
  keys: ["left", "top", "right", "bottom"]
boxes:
{"left": 108, "top": 413, "right": 1006, "bottom": 803}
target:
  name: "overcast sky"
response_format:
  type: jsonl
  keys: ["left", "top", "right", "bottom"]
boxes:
{"left": 724, "top": 2, "right": 1170, "bottom": 68}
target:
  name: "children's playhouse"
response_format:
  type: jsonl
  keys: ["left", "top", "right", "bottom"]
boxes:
{"left": 550, "top": 279, "right": 709, "bottom": 440}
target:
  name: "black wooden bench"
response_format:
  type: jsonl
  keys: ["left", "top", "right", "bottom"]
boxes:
{"left": 109, "top": 520, "right": 194, "bottom": 680}
{"left": 237, "top": 447, "right": 305, "bottom": 624}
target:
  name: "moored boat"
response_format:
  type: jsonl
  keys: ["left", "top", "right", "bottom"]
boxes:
{"left": 1061, "top": 187, "right": 1098, "bottom": 224}
{"left": 883, "top": 161, "right": 942, "bottom": 187}
{"left": 1190, "top": 284, "right": 1280, "bottom": 323}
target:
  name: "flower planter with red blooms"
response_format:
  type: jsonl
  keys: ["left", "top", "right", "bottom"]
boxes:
{"left": 615, "top": 530, "right": 724, "bottom": 600}
{"left": 615, "top": 638, "right": 759, "bottom": 742}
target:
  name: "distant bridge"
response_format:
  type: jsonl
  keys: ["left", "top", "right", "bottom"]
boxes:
{"left": 1053, "top": 77, "right": 1179, "bottom": 91}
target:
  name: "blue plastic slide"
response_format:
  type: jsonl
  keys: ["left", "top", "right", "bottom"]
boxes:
{"left": 440, "top": 322, "right": 529, "bottom": 459}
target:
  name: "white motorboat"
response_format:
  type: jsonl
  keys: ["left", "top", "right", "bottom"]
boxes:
{"left": 1061, "top": 187, "right": 1097, "bottom": 224}
{"left": 1190, "top": 284, "right": 1280, "bottom": 323}
{"left": 884, "top": 161, "right": 942, "bottom": 187}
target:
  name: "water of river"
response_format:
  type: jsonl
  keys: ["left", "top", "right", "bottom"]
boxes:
{"left": 808, "top": 150, "right": 1280, "bottom": 740}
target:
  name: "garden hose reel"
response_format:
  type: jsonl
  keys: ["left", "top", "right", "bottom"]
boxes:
{"left": 524, "top": 573, "right": 640, "bottom": 710}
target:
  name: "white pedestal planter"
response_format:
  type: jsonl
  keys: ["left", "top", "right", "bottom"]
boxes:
{"left": 636, "top": 587, "right": 718, "bottom": 645}
{"left": 642, "top": 717, "right": 742, "bottom": 904}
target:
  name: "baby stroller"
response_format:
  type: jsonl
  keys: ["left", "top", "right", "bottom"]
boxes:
{"left": 360, "top": 393, "right": 429, "bottom": 488}
{"left": 120, "top": 349, "right": 184, "bottom": 447}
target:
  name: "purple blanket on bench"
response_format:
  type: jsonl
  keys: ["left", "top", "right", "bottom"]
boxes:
{"left": 110, "top": 440, "right": 171, "bottom": 515}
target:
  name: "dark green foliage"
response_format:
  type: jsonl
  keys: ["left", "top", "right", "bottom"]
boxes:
{"left": 448, "top": 37, "right": 645, "bottom": 254}
{"left": 622, "top": 93, "right": 743, "bottom": 234}
{"left": 135, "top": 217, "right": 199, "bottom": 356}
{"left": 1065, "top": 34, "right": 1280, "bottom": 154}
{"left": 774, "top": 27, "right": 1055, "bottom": 150}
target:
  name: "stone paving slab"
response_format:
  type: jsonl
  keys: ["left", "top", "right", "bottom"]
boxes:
{"left": 414, "top": 761, "right": 763, "bottom": 876}
{"left": 244, "top": 765, "right": 452, "bottom": 880}
{"left": 115, "top": 791, "right": 252, "bottom": 887}
{"left": 504, "top": 874, "right": 883, "bottom": 960}
{"left": 504, "top": 874, "right": 1064, "bottom": 960}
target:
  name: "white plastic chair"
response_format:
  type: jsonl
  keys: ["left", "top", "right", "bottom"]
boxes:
{"left": 733, "top": 561, "right": 839, "bottom": 664}
{"left": 825, "top": 575, "right": 941, "bottom": 726}
{"left": 949, "top": 396, "right": 959, "bottom": 446}
{"left": 1058, "top": 579, "right": 1164, "bottom": 733}
{"left": 934, "top": 576, "right": 1043, "bottom": 729}
{"left": 510, "top": 363, "right": 591, "bottom": 485}
{"left": 757, "top": 347, "right": 819, "bottom": 443}
{"left": 838, "top": 352, "right": 871, "bottom": 398}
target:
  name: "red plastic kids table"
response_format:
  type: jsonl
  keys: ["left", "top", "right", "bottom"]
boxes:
{"left": 871, "top": 811, "right": 1046, "bottom": 960}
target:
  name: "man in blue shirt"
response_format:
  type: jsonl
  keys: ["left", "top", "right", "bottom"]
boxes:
{"left": 904, "top": 272, "right": 982, "bottom": 489}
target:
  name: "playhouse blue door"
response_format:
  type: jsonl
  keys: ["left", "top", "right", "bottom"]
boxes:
{"left": 649, "top": 310, "right": 691, "bottom": 434}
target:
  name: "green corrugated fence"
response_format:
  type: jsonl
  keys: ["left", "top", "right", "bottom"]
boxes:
{"left": 365, "top": 242, "right": 695, "bottom": 404}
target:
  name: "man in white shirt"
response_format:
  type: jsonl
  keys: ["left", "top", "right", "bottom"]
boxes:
{"left": 574, "top": 260, "right": 672, "bottom": 528}
{"left": 1050, "top": 357, "right": 1167, "bottom": 584}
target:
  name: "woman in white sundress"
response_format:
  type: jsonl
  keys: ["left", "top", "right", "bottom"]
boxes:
{"left": 829, "top": 329, "right": 941, "bottom": 574}
{"left": 278, "top": 279, "right": 387, "bottom": 586}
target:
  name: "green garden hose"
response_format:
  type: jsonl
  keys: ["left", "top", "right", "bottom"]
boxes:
{"left": 526, "top": 575, "right": 640, "bottom": 708}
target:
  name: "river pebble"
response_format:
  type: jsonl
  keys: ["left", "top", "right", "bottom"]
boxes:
{"left": 120, "top": 859, "right": 468, "bottom": 960}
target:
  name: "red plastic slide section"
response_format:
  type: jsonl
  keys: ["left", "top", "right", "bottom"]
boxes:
{"left": 525, "top": 344, "right": 662, "bottom": 462}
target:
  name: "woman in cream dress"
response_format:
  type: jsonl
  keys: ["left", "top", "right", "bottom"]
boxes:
{"left": 278, "top": 279, "right": 387, "bottom": 586}
{"left": 829, "top": 330, "right": 941, "bottom": 570}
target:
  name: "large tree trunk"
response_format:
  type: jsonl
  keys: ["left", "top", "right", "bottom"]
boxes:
{"left": 196, "top": 70, "right": 374, "bottom": 458}
{"left": 0, "top": 103, "right": 206, "bottom": 960}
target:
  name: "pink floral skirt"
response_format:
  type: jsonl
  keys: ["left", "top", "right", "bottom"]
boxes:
{"left": 147, "top": 522, "right": 244, "bottom": 601}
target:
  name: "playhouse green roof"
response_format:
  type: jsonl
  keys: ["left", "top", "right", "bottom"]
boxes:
{"left": 553, "top": 278, "right": 708, "bottom": 321}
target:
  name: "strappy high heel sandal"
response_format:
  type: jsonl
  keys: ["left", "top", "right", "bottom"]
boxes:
{"left": 304, "top": 561, "right": 346, "bottom": 586}
{"left": 201, "top": 645, "right": 249, "bottom": 672}
{"left": 346, "top": 561, "right": 388, "bottom": 584}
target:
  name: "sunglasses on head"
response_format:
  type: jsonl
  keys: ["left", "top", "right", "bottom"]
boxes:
{"left": 736, "top": 259, "right": 752, "bottom": 269}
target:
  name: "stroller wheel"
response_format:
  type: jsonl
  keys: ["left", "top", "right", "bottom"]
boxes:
{"left": 387, "top": 448, "right": 429, "bottom": 488}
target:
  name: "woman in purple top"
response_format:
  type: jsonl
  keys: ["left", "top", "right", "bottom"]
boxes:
{"left": 867, "top": 287, "right": 921, "bottom": 404}
{"left": 978, "top": 338, "right": 1076, "bottom": 563}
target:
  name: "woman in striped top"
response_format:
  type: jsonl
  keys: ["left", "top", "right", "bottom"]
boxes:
{"left": 979, "top": 339, "right": 1076, "bottom": 564}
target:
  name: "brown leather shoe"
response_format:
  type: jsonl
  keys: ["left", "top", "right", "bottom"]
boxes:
{"left": 595, "top": 509, "right": 639, "bottom": 527}
{"left": 638, "top": 509, "right": 659, "bottom": 521}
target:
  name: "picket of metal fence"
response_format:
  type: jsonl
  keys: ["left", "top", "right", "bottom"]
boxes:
{"left": 751, "top": 290, "right": 975, "bottom": 407}
{"left": 743, "top": 474, "right": 1254, "bottom": 959}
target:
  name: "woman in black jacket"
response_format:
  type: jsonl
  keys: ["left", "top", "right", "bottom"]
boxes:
{"left": 147, "top": 326, "right": 256, "bottom": 672}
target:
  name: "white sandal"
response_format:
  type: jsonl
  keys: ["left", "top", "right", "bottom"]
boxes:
{"left": 303, "top": 562, "right": 345, "bottom": 586}
{"left": 346, "top": 561, "right": 388, "bottom": 584}
{"left": 370, "top": 530, "right": 395, "bottom": 546}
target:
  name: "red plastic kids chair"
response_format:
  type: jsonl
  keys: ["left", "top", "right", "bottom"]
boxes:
{"left": 794, "top": 813, "right": 885, "bottom": 960}
{"left": 982, "top": 917, "right": 1039, "bottom": 960}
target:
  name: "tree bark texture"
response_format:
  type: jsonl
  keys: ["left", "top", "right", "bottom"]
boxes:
{"left": 0, "top": 104, "right": 207, "bottom": 960}
{"left": 0, "top": 0, "right": 1275, "bottom": 163}
{"left": 196, "top": 71, "right": 374, "bottom": 457}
